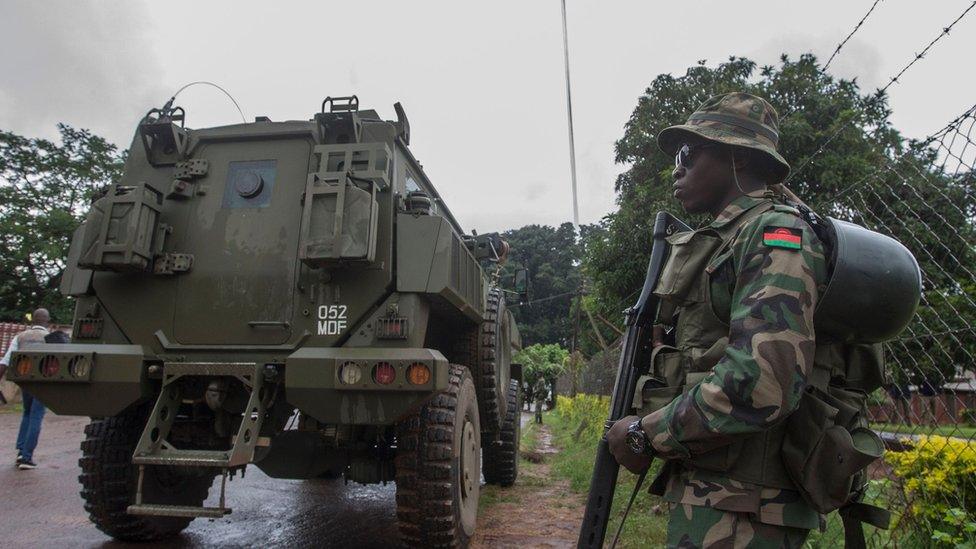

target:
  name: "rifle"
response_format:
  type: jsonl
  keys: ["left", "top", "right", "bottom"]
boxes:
{"left": 577, "top": 211, "right": 690, "bottom": 548}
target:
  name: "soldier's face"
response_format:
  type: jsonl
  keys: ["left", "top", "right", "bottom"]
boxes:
{"left": 671, "top": 140, "right": 733, "bottom": 216}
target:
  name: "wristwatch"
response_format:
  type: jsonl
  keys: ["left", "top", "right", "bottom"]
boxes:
{"left": 625, "top": 418, "right": 653, "bottom": 456}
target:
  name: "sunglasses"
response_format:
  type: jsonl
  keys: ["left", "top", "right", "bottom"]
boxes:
{"left": 675, "top": 143, "right": 719, "bottom": 169}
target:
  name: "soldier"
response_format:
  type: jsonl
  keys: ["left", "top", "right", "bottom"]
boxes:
{"left": 605, "top": 92, "right": 825, "bottom": 548}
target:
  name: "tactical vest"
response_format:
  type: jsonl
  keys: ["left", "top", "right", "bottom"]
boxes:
{"left": 641, "top": 195, "right": 887, "bottom": 509}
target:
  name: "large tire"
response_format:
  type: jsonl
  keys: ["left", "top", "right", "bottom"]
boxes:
{"left": 483, "top": 379, "right": 521, "bottom": 487}
{"left": 396, "top": 365, "right": 481, "bottom": 548}
{"left": 79, "top": 406, "right": 215, "bottom": 541}
{"left": 476, "top": 288, "right": 510, "bottom": 435}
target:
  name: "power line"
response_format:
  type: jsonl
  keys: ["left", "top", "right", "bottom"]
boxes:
{"left": 508, "top": 290, "right": 576, "bottom": 308}
{"left": 823, "top": 0, "right": 886, "bottom": 72}
{"left": 787, "top": 0, "right": 976, "bottom": 183}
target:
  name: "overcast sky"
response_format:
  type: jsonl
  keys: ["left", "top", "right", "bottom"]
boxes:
{"left": 2, "top": 1, "right": 974, "bottom": 233}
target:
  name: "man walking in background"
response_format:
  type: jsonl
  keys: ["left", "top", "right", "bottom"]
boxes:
{"left": 0, "top": 308, "right": 51, "bottom": 470}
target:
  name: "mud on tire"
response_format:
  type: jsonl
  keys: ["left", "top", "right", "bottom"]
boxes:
{"left": 79, "top": 406, "right": 215, "bottom": 541}
{"left": 482, "top": 379, "right": 521, "bottom": 487}
{"left": 395, "top": 364, "right": 481, "bottom": 548}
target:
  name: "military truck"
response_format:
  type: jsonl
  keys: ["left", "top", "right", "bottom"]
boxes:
{"left": 7, "top": 96, "right": 524, "bottom": 547}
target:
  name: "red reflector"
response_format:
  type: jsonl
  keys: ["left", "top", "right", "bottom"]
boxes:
{"left": 77, "top": 318, "right": 103, "bottom": 339}
{"left": 41, "top": 355, "right": 61, "bottom": 378}
{"left": 373, "top": 362, "right": 396, "bottom": 385}
{"left": 376, "top": 318, "right": 408, "bottom": 340}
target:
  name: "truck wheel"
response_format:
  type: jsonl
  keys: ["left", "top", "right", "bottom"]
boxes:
{"left": 477, "top": 288, "right": 509, "bottom": 434}
{"left": 396, "top": 364, "right": 481, "bottom": 548}
{"left": 78, "top": 406, "right": 215, "bottom": 541}
{"left": 483, "top": 379, "right": 521, "bottom": 487}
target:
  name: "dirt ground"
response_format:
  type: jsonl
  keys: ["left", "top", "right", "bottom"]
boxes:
{"left": 470, "top": 419, "right": 584, "bottom": 549}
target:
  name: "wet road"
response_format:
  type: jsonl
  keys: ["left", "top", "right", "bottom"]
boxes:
{"left": 0, "top": 412, "right": 400, "bottom": 548}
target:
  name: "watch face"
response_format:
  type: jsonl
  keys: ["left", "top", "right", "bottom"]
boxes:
{"left": 626, "top": 430, "right": 646, "bottom": 454}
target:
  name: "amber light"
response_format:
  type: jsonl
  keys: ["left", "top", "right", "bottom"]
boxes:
{"left": 15, "top": 356, "right": 33, "bottom": 377}
{"left": 407, "top": 363, "right": 431, "bottom": 385}
{"left": 41, "top": 355, "right": 61, "bottom": 378}
{"left": 373, "top": 362, "right": 396, "bottom": 385}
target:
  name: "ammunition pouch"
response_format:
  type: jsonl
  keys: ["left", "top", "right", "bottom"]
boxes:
{"left": 782, "top": 383, "right": 890, "bottom": 545}
{"left": 654, "top": 231, "right": 722, "bottom": 320}
{"left": 781, "top": 385, "right": 883, "bottom": 513}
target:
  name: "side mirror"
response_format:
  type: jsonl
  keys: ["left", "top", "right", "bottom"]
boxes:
{"left": 514, "top": 268, "right": 529, "bottom": 304}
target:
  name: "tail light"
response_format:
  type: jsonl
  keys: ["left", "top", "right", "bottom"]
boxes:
{"left": 68, "top": 356, "right": 92, "bottom": 378}
{"left": 338, "top": 361, "right": 363, "bottom": 385}
{"left": 406, "top": 363, "right": 431, "bottom": 385}
{"left": 373, "top": 362, "right": 396, "bottom": 385}
{"left": 376, "top": 317, "right": 408, "bottom": 339}
{"left": 15, "top": 356, "right": 33, "bottom": 377}
{"left": 40, "top": 355, "right": 61, "bottom": 378}
{"left": 76, "top": 318, "right": 103, "bottom": 339}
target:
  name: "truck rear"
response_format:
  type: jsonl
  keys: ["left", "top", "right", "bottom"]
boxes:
{"left": 7, "top": 96, "right": 523, "bottom": 547}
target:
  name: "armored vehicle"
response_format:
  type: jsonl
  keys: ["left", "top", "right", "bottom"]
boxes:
{"left": 8, "top": 96, "right": 524, "bottom": 547}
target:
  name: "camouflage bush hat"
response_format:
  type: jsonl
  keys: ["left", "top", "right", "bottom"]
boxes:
{"left": 657, "top": 92, "right": 790, "bottom": 182}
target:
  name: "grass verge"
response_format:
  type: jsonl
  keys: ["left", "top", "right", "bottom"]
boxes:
{"left": 544, "top": 398, "right": 904, "bottom": 548}
{"left": 544, "top": 410, "right": 669, "bottom": 548}
{"left": 478, "top": 415, "right": 547, "bottom": 513}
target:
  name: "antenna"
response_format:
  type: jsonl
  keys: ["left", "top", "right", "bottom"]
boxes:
{"left": 169, "top": 81, "right": 248, "bottom": 124}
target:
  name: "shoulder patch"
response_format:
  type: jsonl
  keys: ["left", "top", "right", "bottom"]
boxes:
{"left": 763, "top": 226, "right": 802, "bottom": 249}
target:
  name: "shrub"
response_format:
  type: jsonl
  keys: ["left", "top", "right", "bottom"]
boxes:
{"left": 886, "top": 435, "right": 976, "bottom": 545}
{"left": 554, "top": 394, "right": 610, "bottom": 443}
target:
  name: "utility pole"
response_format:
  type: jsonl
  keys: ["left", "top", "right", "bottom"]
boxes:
{"left": 560, "top": 0, "right": 580, "bottom": 229}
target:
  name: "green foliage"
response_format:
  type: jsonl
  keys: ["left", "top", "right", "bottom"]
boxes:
{"left": 0, "top": 125, "right": 125, "bottom": 322}
{"left": 554, "top": 393, "right": 609, "bottom": 442}
{"left": 500, "top": 222, "right": 608, "bottom": 349}
{"left": 892, "top": 283, "right": 976, "bottom": 387}
{"left": 931, "top": 508, "right": 976, "bottom": 549}
{"left": 500, "top": 223, "right": 580, "bottom": 346}
{"left": 886, "top": 436, "right": 976, "bottom": 544}
{"left": 516, "top": 343, "right": 568, "bottom": 404}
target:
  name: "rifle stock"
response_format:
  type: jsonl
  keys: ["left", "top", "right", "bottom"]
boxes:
{"left": 577, "top": 211, "right": 690, "bottom": 548}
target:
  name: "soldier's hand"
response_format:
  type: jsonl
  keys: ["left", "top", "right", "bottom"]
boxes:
{"left": 606, "top": 415, "right": 652, "bottom": 474}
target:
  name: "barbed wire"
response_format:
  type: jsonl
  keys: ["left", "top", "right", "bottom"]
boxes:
{"left": 822, "top": 0, "right": 886, "bottom": 72}
{"left": 787, "top": 0, "right": 976, "bottom": 183}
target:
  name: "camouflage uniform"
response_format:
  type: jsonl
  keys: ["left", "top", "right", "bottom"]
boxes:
{"left": 643, "top": 93, "right": 826, "bottom": 548}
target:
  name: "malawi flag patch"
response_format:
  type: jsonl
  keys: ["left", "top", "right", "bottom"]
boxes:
{"left": 763, "top": 226, "right": 802, "bottom": 249}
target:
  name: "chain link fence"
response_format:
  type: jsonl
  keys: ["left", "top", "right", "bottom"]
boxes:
{"left": 807, "top": 105, "right": 976, "bottom": 547}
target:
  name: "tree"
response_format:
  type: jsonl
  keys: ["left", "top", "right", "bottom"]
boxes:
{"left": 499, "top": 223, "right": 582, "bottom": 346}
{"left": 0, "top": 125, "right": 126, "bottom": 322}
{"left": 514, "top": 343, "right": 568, "bottom": 424}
